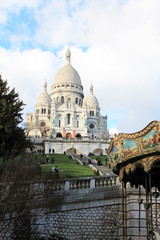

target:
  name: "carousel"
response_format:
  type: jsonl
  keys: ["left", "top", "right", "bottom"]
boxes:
{"left": 107, "top": 121, "right": 160, "bottom": 240}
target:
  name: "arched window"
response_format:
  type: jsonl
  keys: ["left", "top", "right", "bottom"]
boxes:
{"left": 41, "top": 108, "right": 46, "bottom": 114}
{"left": 67, "top": 98, "right": 71, "bottom": 108}
{"left": 75, "top": 98, "right": 78, "bottom": 104}
{"left": 67, "top": 114, "right": 71, "bottom": 124}
{"left": 59, "top": 119, "right": 61, "bottom": 127}
{"left": 48, "top": 109, "right": 51, "bottom": 114}
{"left": 77, "top": 121, "right": 79, "bottom": 128}
{"left": 90, "top": 111, "right": 94, "bottom": 116}
{"left": 61, "top": 96, "right": 64, "bottom": 104}
{"left": 58, "top": 115, "right": 61, "bottom": 127}
{"left": 79, "top": 99, "right": 81, "bottom": 106}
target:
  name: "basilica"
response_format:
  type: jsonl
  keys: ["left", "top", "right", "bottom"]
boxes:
{"left": 26, "top": 48, "right": 110, "bottom": 155}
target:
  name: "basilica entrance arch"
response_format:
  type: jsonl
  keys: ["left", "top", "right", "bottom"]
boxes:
{"left": 93, "top": 148, "right": 104, "bottom": 155}
{"left": 76, "top": 133, "right": 81, "bottom": 138}
{"left": 56, "top": 132, "right": 62, "bottom": 138}
{"left": 66, "top": 148, "right": 79, "bottom": 155}
{"left": 66, "top": 133, "right": 72, "bottom": 138}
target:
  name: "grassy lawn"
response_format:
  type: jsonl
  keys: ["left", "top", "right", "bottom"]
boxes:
{"left": 33, "top": 153, "right": 95, "bottom": 178}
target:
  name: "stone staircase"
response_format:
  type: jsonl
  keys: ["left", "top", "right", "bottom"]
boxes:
{"left": 72, "top": 154, "right": 116, "bottom": 176}
{"left": 92, "top": 164, "right": 115, "bottom": 176}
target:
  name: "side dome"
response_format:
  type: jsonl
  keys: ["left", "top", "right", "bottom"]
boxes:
{"left": 36, "top": 80, "right": 51, "bottom": 106}
{"left": 84, "top": 83, "right": 99, "bottom": 108}
{"left": 51, "top": 48, "right": 82, "bottom": 87}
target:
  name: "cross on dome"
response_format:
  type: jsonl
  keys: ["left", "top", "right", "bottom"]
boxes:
{"left": 43, "top": 79, "right": 47, "bottom": 90}
{"left": 65, "top": 47, "right": 71, "bottom": 64}
{"left": 90, "top": 82, "right": 93, "bottom": 94}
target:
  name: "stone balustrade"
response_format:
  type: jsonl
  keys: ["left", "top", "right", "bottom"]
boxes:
{"left": 39, "top": 176, "right": 119, "bottom": 193}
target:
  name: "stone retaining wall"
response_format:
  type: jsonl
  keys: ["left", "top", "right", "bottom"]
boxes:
{"left": 1, "top": 176, "right": 160, "bottom": 240}
{"left": 35, "top": 205, "right": 120, "bottom": 240}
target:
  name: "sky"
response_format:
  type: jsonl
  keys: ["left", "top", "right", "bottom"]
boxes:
{"left": 0, "top": 0, "right": 160, "bottom": 135}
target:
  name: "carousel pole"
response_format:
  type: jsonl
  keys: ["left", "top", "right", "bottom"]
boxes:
{"left": 145, "top": 175, "right": 149, "bottom": 240}
{"left": 122, "top": 181, "right": 125, "bottom": 240}
{"left": 153, "top": 187, "right": 159, "bottom": 228}
{"left": 124, "top": 182, "right": 127, "bottom": 240}
{"left": 138, "top": 184, "right": 141, "bottom": 240}
{"left": 153, "top": 165, "right": 159, "bottom": 228}
{"left": 149, "top": 173, "right": 153, "bottom": 240}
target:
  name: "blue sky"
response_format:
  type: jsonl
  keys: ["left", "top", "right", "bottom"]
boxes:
{"left": 0, "top": 0, "right": 160, "bottom": 135}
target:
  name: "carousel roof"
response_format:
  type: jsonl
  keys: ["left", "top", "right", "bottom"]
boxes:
{"left": 107, "top": 121, "right": 160, "bottom": 191}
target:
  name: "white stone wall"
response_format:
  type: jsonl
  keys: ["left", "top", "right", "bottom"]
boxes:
{"left": 44, "top": 139, "right": 110, "bottom": 155}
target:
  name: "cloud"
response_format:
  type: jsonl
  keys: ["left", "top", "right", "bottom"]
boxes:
{"left": 109, "top": 128, "right": 119, "bottom": 138}
{"left": 0, "top": 0, "right": 160, "bottom": 133}
{"left": 0, "top": 47, "right": 60, "bottom": 117}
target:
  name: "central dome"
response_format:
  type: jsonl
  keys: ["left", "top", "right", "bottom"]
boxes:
{"left": 52, "top": 48, "right": 82, "bottom": 86}
{"left": 53, "top": 64, "right": 82, "bottom": 85}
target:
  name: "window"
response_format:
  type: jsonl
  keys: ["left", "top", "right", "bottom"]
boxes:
{"left": 58, "top": 120, "right": 61, "bottom": 127}
{"left": 41, "top": 108, "right": 46, "bottom": 114}
{"left": 77, "top": 121, "right": 79, "bottom": 128}
{"left": 67, "top": 98, "right": 71, "bottom": 108}
{"left": 89, "top": 123, "right": 95, "bottom": 129}
{"left": 79, "top": 99, "right": 82, "bottom": 106}
{"left": 75, "top": 98, "right": 78, "bottom": 104}
{"left": 90, "top": 111, "right": 94, "bottom": 116}
{"left": 40, "top": 121, "right": 46, "bottom": 127}
{"left": 61, "top": 96, "right": 64, "bottom": 104}
{"left": 67, "top": 114, "right": 71, "bottom": 124}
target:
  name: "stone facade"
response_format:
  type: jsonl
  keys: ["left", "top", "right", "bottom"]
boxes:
{"left": 26, "top": 48, "right": 109, "bottom": 155}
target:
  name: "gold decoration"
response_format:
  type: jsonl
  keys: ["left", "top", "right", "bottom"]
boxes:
{"left": 153, "top": 192, "right": 159, "bottom": 198}
{"left": 137, "top": 198, "right": 143, "bottom": 204}
{"left": 143, "top": 202, "right": 150, "bottom": 210}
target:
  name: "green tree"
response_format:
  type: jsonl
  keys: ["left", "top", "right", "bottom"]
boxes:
{"left": 0, "top": 75, "right": 31, "bottom": 161}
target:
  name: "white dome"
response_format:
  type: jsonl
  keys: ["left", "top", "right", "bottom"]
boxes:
{"left": 84, "top": 83, "right": 99, "bottom": 108}
{"left": 53, "top": 64, "right": 82, "bottom": 85}
{"left": 52, "top": 48, "right": 82, "bottom": 87}
{"left": 36, "top": 80, "right": 51, "bottom": 106}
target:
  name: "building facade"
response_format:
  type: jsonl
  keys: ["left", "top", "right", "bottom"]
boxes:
{"left": 26, "top": 48, "right": 109, "bottom": 155}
